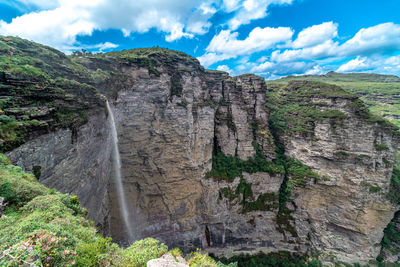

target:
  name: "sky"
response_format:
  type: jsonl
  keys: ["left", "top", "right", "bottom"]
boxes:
{"left": 0, "top": 0, "right": 400, "bottom": 79}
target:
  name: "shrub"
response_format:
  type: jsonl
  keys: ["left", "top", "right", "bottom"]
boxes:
{"left": 0, "top": 154, "right": 49, "bottom": 207}
{"left": 188, "top": 251, "right": 216, "bottom": 266}
{"left": 123, "top": 238, "right": 168, "bottom": 267}
{"left": 387, "top": 166, "right": 400, "bottom": 204}
{"left": 375, "top": 144, "right": 389, "bottom": 151}
{"left": 75, "top": 237, "right": 122, "bottom": 267}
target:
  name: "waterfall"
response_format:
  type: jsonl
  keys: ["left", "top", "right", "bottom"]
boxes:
{"left": 106, "top": 100, "right": 134, "bottom": 241}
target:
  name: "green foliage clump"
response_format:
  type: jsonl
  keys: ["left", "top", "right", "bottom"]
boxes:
{"left": 334, "top": 151, "right": 349, "bottom": 156}
{"left": 170, "top": 76, "right": 183, "bottom": 97}
{"left": 188, "top": 250, "right": 237, "bottom": 267}
{"left": 75, "top": 237, "right": 122, "bottom": 267}
{"left": 123, "top": 238, "right": 168, "bottom": 267}
{"left": 216, "top": 252, "right": 322, "bottom": 267}
{"left": 285, "top": 157, "right": 320, "bottom": 187}
{"left": 169, "top": 247, "right": 183, "bottom": 258}
{"left": 378, "top": 211, "right": 400, "bottom": 263}
{"left": 206, "top": 147, "right": 284, "bottom": 182}
{"left": 387, "top": 166, "right": 400, "bottom": 204}
{"left": 360, "top": 181, "right": 382, "bottom": 193}
{"left": 0, "top": 155, "right": 49, "bottom": 207}
{"left": 375, "top": 144, "right": 389, "bottom": 151}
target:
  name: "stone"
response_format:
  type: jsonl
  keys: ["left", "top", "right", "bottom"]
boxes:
{"left": 147, "top": 253, "right": 189, "bottom": 267}
{"left": 0, "top": 197, "right": 6, "bottom": 217}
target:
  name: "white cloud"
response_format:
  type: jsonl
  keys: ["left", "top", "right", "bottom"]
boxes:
{"left": 292, "top": 22, "right": 338, "bottom": 49}
{"left": 250, "top": 61, "right": 274, "bottom": 73}
{"left": 227, "top": 0, "right": 292, "bottom": 30}
{"left": 216, "top": 64, "right": 233, "bottom": 74}
{"left": 0, "top": 0, "right": 218, "bottom": 50}
{"left": 0, "top": 7, "right": 95, "bottom": 50}
{"left": 197, "top": 53, "right": 233, "bottom": 67}
{"left": 198, "top": 26, "right": 293, "bottom": 67}
{"left": 267, "top": 22, "right": 400, "bottom": 66}
{"left": 339, "top": 22, "right": 400, "bottom": 57}
{"left": 271, "top": 39, "right": 339, "bottom": 62}
{"left": 94, "top": 42, "right": 119, "bottom": 52}
{"left": 337, "top": 57, "right": 370, "bottom": 72}
{"left": 305, "top": 65, "right": 324, "bottom": 75}
{"left": 207, "top": 27, "right": 293, "bottom": 55}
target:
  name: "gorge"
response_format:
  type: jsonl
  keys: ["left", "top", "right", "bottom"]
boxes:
{"left": 0, "top": 36, "right": 399, "bottom": 266}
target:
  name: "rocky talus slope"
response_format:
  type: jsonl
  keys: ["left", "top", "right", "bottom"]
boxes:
{"left": 1, "top": 36, "right": 399, "bottom": 264}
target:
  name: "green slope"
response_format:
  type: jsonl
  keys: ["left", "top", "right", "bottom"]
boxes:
{"left": 270, "top": 71, "right": 400, "bottom": 165}
{"left": 272, "top": 71, "right": 400, "bottom": 129}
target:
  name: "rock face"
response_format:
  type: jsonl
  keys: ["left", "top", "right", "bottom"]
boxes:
{"left": 6, "top": 109, "right": 113, "bottom": 234}
{"left": 3, "top": 45, "right": 399, "bottom": 263}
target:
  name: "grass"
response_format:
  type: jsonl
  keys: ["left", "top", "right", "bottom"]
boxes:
{"left": 270, "top": 72, "right": 400, "bottom": 163}
{"left": 265, "top": 81, "right": 353, "bottom": 137}
{"left": 0, "top": 36, "right": 99, "bottom": 152}
{"left": 215, "top": 251, "right": 322, "bottom": 267}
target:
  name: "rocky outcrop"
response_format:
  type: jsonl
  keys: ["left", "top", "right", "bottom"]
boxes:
{"left": 3, "top": 43, "right": 399, "bottom": 264}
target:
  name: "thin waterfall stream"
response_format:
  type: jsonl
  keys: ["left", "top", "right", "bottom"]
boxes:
{"left": 106, "top": 100, "right": 134, "bottom": 241}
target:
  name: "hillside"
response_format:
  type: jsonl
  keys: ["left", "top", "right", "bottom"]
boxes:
{"left": 273, "top": 71, "right": 400, "bottom": 129}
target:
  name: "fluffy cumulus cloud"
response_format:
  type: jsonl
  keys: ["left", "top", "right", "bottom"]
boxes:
{"left": 0, "top": 0, "right": 294, "bottom": 51}
{"left": 198, "top": 26, "right": 293, "bottom": 66}
{"left": 338, "top": 22, "right": 400, "bottom": 56}
{"left": 337, "top": 57, "right": 370, "bottom": 72}
{"left": 337, "top": 55, "right": 400, "bottom": 74}
{"left": 226, "top": 0, "right": 293, "bottom": 30}
{"left": 200, "top": 21, "right": 400, "bottom": 77}
{"left": 292, "top": 21, "right": 338, "bottom": 49}
{"left": 0, "top": 0, "right": 216, "bottom": 49}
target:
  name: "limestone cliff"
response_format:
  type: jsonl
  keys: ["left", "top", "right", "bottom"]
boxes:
{"left": 1, "top": 37, "right": 399, "bottom": 264}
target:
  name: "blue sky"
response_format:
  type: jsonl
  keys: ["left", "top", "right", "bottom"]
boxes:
{"left": 0, "top": 0, "right": 400, "bottom": 79}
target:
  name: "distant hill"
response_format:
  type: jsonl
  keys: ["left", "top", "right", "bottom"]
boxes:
{"left": 270, "top": 71, "right": 400, "bottom": 164}
{"left": 271, "top": 71, "right": 400, "bottom": 129}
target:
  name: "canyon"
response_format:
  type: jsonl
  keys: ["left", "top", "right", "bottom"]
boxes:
{"left": 1, "top": 36, "right": 399, "bottom": 265}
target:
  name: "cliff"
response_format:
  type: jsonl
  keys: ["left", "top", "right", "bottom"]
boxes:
{"left": 1, "top": 36, "right": 399, "bottom": 264}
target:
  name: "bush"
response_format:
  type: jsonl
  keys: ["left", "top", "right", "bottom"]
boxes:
{"left": 123, "top": 238, "right": 168, "bottom": 267}
{"left": 387, "top": 166, "right": 400, "bottom": 204}
{"left": 0, "top": 154, "right": 49, "bottom": 207}
{"left": 188, "top": 250, "right": 237, "bottom": 267}
{"left": 75, "top": 237, "right": 122, "bottom": 267}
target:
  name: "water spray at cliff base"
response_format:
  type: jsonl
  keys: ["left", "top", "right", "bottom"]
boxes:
{"left": 106, "top": 100, "right": 134, "bottom": 242}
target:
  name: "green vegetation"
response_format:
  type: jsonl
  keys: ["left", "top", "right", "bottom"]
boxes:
{"left": 360, "top": 181, "right": 382, "bottom": 193}
{"left": 387, "top": 166, "right": 400, "bottom": 204}
{"left": 271, "top": 74, "right": 400, "bottom": 134}
{"left": 170, "top": 75, "right": 183, "bottom": 98}
{"left": 334, "top": 151, "right": 349, "bottom": 157}
{"left": 271, "top": 72, "right": 400, "bottom": 166}
{"left": 188, "top": 249, "right": 237, "bottom": 267}
{"left": 0, "top": 154, "right": 234, "bottom": 266}
{"left": 375, "top": 144, "right": 389, "bottom": 151}
{"left": 265, "top": 81, "right": 352, "bottom": 136}
{"left": 0, "top": 36, "right": 99, "bottom": 152}
{"left": 215, "top": 251, "right": 322, "bottom": 267}
{"left": 206, "top": 147, "right": 284, "bottom": 182}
